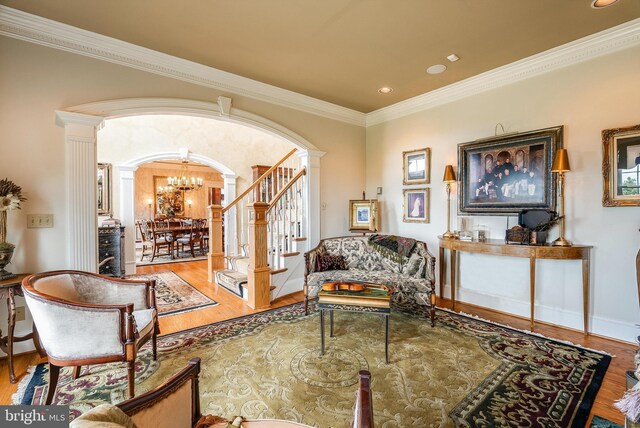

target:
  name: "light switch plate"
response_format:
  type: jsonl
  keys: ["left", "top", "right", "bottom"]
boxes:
{"left": 27, "top": 214, "right": 54, "bottom": 228}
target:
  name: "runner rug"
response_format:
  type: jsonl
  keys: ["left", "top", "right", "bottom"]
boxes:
{"left": 14, "top": 303, "right": 610, "bottom": 427}
{"left": 127, "top": 271, "right": 217, "bottom": 316}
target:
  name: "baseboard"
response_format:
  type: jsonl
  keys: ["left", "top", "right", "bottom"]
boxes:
{"left": 441, "top": 285, "right": 637, "bottom": 343}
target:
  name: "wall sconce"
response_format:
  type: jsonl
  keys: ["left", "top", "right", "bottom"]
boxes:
{"left": 146, "top": 199, "right": 152, "bottom": 209}
{"left": 187, "top": 199, "right": 193, "bottom": 209}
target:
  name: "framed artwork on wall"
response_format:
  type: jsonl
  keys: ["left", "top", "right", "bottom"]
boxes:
{"left": 97, "top": 163, "right": 112, "bottom": 216}
{"left": 154, "top": 176, "right": 185, "bottom": 217}
{"left": 402, "top": 148, "right": 431, "bottom": 185}
{"left": 349, "top": 199, "right": 379, "bottom": 232}
{"left": 402, "top": 188, "right": 429, "bottom": 223}
{"left": 602, "top": 123, "right": 640, "bottom": 207}
{"left": 458, "top": 126, "right": 563, "bottom": 215}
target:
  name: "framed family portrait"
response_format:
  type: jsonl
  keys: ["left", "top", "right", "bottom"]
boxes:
{"left": 403, "top": 148, "right": 430, "bottom": 185}
{"left": 403, "top": 188, "right": 429, "bottom": 223}
{"left": 97, "top": 163, "right": 112, "bottom": 215}
{"left": 349, "top": 199, "right": 379, "bottom": 232}
{"left": 602, "top": 124, "right": 640, "bottom": 207}
{"left": 458, "top": 126, "right": 562, "bottom": 215}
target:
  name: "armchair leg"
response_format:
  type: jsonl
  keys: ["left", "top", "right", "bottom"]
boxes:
{"left": 45, "top": 363, "right": 60, "bottom": 405}
{"left": 72, "top": 366, "right": 82, "bottom": 380}
{"left": 127, "top": 361, "right": 135, "bottom": 399}
{"left": 152, "top": 326, "right": 159, "bottom": 361}
{"left": 430, "top": 307, "right": 435, "bottom": 327}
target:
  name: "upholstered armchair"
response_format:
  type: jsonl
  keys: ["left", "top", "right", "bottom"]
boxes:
{"left": 22, "top": 270, "right": 160, "bottom": 405}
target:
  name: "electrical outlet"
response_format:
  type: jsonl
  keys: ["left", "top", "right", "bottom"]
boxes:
{"left": 27, "top": 214, "right": 54, "bottom": 228}
{"left": 16, "top": 306, "right": 26, "bottom": 321}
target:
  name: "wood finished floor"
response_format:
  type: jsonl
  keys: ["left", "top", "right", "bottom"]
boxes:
{"left": 0, "top": 259, "right": 633, "bottom": 425}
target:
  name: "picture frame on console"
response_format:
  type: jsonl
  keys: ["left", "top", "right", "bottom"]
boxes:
{"left": 402, "top": 148, "right": 431, "bottom": 185}
{"left": 403, "top": 188, "right": 429, "bottom": 223}
{"left": 97, "top": 162, "right": 112, "bottom": 216}
{"left": 349, "top": 199, "right": 379, "bottom": 232}
{"left": 458, "top": 126, "right": 562, "bottom": 215}
{"left": 602, "top": 123, "right": 640, "bottom": 207}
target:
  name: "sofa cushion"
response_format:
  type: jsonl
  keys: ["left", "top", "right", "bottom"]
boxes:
{"left": 315, "top": 254, "right": 347, "bottom": 272}
{"left": 402, "top": 252, "right": 425, "bottom": 278}
{"left": 307, "top": 269, "right": 432, "bottom": 309}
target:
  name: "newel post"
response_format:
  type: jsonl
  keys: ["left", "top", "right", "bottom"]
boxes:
{"left": 208, "top": 204, "right": 224, "bottom": 282}
{"left": 247, "top": 202, "right": 271, "bottom": 309}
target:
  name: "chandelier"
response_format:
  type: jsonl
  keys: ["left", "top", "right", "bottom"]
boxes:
{"left": 167, "top": 161, "right": 203, "bottom": 192}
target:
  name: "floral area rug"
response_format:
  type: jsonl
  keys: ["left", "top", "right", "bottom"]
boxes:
{"left": 127, "top": 271, "right": 217, "bottom": 316}
{"left": 14, "top": 303, "right": 610, "bottom": 427}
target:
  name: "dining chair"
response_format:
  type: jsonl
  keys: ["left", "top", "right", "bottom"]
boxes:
{"left": 175, "top": 218, "right": 205, "bottom": 257}
{"left": 146, "top": 219, "right": 173, "bottom": 262}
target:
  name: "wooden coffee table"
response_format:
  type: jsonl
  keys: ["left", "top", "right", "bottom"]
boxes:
{"left": 318, "top": 281, "right": 393, "bottom": 364}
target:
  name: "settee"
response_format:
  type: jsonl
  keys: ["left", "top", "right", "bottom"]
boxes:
{"left": 303, "top": 235, "right": 437, "bottom": 325}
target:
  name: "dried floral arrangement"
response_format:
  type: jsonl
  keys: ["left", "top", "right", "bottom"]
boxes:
{"left": 0, "top": 178, "right": 27, "bottom": 248}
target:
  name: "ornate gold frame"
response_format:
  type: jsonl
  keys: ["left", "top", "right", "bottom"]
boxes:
{"left": 402, "top": 148, "right": 431, "bottom": 185}
{"left": 602, "top": 124, "right": 640, "bottom": 207}
{"left": 349, "top": 199, "right": 379, "bottom": 232}
{"left": 97, "top": 163, "right": 112, "bottom": 215}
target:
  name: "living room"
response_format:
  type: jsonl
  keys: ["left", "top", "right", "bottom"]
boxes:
{"left": 1, "top": 2, "right": 639, "bottom": 427}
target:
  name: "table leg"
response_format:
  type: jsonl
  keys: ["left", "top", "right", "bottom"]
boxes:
{"left": 529, "top": 256, "right": 536, "bottom": 331}
{"left": 385, "top": 314, "right": 389, "bottom": 364}
{"left": 583, "top": 256, "right": 590, "bottom": 335}
{"left": 6, "top": 290, "right": 16, "bottom": 383}
{"left": 450, "top": 249, "right": 457, "bottom": 311}
{"left": 329, "top": 310, "right": 334, "bottom": 337}
{"left": 320, "top": 309, "right": 325, "bottom": 356}
{"left": 439, "top": 246, "right": 445, "bottom": 298}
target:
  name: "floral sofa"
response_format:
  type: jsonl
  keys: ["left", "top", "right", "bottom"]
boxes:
{"left": 303, "top": 235, "right": 437, "bottom": 325}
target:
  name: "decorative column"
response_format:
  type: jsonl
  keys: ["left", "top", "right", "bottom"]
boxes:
{"left": 118, "top": 166, "right": 137, "bottom": 275}
{"left": 208, "top": 204, "right": 224, "bottom": 283}
{"left": 247, "top": 202, "right": 270, "bottom": 309}
{"left": 55, "top": 111, "right": 104, "bottom": 271}
{"left": 222, "top": 173, "right": 237, "bottom": 255}
{"left": 297, "top": 150, "right": 325, "bottom": 248}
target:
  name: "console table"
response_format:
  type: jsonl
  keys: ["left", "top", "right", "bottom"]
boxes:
{"left": 438, "top": 238, "right": 592, "bottom": 334}
{"left": 0, "top": 274, "right": 43, "bottom": 383}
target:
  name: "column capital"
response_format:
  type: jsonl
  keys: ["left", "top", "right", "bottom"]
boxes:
{"left": 55, "top": 111, "right": 104, "bottom": 127}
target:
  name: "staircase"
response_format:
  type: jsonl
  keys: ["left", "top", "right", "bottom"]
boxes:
{"left": 209, "top": 148, "right": 308, "bottom": 308}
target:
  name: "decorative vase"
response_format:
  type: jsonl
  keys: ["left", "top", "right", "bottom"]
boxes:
{"left": 529, "top": 231, "right": 548, "bottom": 246}
{"left": 0, "top": 245, "right": 16, "bottom": 280}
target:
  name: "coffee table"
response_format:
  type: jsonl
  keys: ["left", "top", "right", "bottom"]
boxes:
{"left": 318, "top": 281, "right": 393, "bottom": 364}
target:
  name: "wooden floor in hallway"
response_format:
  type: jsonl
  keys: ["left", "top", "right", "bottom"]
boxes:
{"left": 0, "top": 259, "right": 633, "bottom": 425}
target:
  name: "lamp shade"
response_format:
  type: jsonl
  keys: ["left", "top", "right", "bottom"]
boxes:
{"left": 443, "top": 165, "right": 456, "bottom": 183}
{"left": 551, "top": 149, "right": 571, "bottom": 172}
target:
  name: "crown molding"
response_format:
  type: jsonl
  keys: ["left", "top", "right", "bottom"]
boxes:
{"left": 0, "top": 5, "right": 366, "bottom": 127}
{"left": 366, "top": 18, "right": 640, "bottom": 127}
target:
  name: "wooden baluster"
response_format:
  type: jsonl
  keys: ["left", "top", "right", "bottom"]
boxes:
{"left": 247, "top": 202, "right": 271, "bottom": 309}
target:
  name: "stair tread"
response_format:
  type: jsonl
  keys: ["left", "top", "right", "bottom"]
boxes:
{"left": 292, "top": 237, "right": 307, "bottom": 241}
{"left": 281, "top": 251, "right": 300, "bottom": 257}
{"left": 270, "top": 268, "right": 288, "bottom": 275}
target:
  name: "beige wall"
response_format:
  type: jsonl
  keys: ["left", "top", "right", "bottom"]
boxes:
{"left": 366, "top": 45, "right": 640, "bottom": 342}
{"left": 133, "top": 164, "right": 223, "bottom": 220}
{"left": 0, "top": 35, "right": 365, "bottom": 353}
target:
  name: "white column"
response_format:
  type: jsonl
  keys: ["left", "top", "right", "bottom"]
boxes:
{"left": 222, "top": 173, "right": 237, "bottom": 255}
{"left": 298, "top": 150, "right": 325, "bottom": 247}
{"left": 119, "top": 166, "right": 137, "bottom": 275}
{"left": 55, "top": 111, "right": 104, "bottom": 271}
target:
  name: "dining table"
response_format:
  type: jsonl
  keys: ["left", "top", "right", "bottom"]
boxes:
{"left": 153, "top": 225, "right": 207, "bottom": 259}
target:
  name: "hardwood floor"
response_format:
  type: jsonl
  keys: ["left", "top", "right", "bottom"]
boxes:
{"left": 0, "top": 259, "right": 633, "bottom": 425}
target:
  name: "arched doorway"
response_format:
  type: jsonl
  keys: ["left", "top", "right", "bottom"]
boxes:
{"left": 55, "top": 97, "right": 325, "bottom": 273}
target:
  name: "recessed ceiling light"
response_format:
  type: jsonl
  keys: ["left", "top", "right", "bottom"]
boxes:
{"left": 378, "top": 87, "right": 393, "bottom": 94}
{"left": 447, "top": 54, "right": 460, "bottom": 62}
{"left": 591, "top": 0, "right": 619, "bottom": 8}
{"left": 426, "top": 64, "right": 447, "bottom": 75}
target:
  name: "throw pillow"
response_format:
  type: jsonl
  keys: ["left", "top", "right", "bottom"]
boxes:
{"left": 402, "top": 253, "right": 424, "bottom": 277}
{"left": 315, "top": 254, "right": 347, "bottom": 272}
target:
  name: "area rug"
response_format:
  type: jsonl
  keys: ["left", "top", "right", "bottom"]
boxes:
{"left": 135, "top": 249, "right": 208, "bottom": 266}
{"left": 14, "top": 303, "right": 610, "bottom": 427}
{"left": 590, "top": 415, "right": 623, "bottom": 427}
{"left": 127, "top": 271, "right": 217, "bottom": 316}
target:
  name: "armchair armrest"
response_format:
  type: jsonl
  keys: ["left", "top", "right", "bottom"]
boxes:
{"left": 412, "top": 242, "right": 436, "bottom": 283}
{"left": 304, "top": 241, "right": 325, "bottom": 275}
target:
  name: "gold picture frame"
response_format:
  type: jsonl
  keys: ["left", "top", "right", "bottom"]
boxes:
{"left": 402, "top": 188, "right": 429, "bottom": 223}
{"left": 402, "top": 148, "right": 431, "bottom": 185}
{"left": 349, "top": 199, "right": 379, "bottom": 232}
{"left": 602, "top": 124, "right": 640, "bottom": 207}
{"left": 97, "top": 163, "right": 112, "bottom": 215}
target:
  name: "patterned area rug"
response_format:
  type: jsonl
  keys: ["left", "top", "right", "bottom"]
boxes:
{"left": 127, "top": 271, "right": 217, "bottom": 316}
{"left": 14, "top": 303, "right": 610, "bottom": 427}
{"left": 590, "top": 415, "right": 623, "bottom": 427}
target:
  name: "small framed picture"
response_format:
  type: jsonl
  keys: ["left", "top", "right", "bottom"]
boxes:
{"left": 403, "top": 148, "right": 431, "bottom": 185}
{"left": 349, "top": 199, "right": 379, "bottom": 232}
{"left": 403, "top": 188, "right": 429, "bottom": 223}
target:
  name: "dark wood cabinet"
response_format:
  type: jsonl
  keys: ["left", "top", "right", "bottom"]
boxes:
{"left": 98, "top": 226, "right": 125, "bottom": 277}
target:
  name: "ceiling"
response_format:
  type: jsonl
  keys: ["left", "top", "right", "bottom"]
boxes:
{"left": 2, "top": 0, "right": 639, "bottom": 113}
